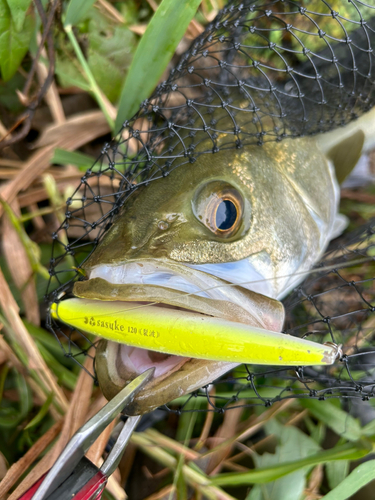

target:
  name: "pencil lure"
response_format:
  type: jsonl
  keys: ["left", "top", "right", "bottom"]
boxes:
{"left": 51, "top": 298, "right": 339, "bottom": 366}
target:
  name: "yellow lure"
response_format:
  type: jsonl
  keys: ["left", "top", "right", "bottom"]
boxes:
{"left": 51, "top": 298, "right": 339, "bottom": 366}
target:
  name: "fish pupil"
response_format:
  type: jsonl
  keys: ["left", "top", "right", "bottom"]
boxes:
{"left": 216, "top": 199, "right": 237, "bottom": 230}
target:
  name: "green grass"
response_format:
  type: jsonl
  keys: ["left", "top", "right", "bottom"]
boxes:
{"left": 1, "top": 0, "right": 375, "bottom": 499}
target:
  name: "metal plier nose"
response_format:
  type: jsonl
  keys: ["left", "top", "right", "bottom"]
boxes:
{"left": 18, "top": 368, "right": 154, "bottom": 500}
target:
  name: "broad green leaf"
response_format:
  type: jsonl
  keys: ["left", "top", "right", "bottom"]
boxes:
{"left": 254, "top": 459, "right": 306, "bottom": 499}
{"left": 54, "top": 57, "right": 90, "bottom": 92}
{"left": 117, "top": 0, "right": 140, "bottom": 26}
{"left": 211, "top": 443, "right": 369, "bottom": 487}
{"left": 362, "top": 412, "right": 375, "bottom": 437}
{"left": 64, "top": 0, "right": 96, "bottom": 27}
{"left": 326, "top": 460, "right": 350, "bottom": 490}
{"left": 247, "top": 420, "right": 320, "bottom": 500}
{"left": 115, "top": 0, "right": 202, "bottom": 131}
{"left": 0, "top": 72, "right": 25, "bottom": 112}
{"left": 87, "top": 23, "right": 135, "bottom": 103}
{"left": 56, "top": 10, "right": 136, "bottom": 103}
{"left": 6, "top": 0, "right": 32, "bottom": 32}
{"left": 304, "top": 416, "right": 326, "bottom": 445}
{"left": 301, "top": 399, "right": 362, "bottom": 442}
{"left": 322, "top": 460, "right": 375, "bottom": 500}
{"left": 245, "top": 486, "right": 262, "bottom": 500}
{"left": 0, "top": 0, "right": 34, "bottom": 81}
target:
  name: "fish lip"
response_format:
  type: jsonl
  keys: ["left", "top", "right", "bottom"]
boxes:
{"left": 86, "top": 258, "right": 230, "bottom": 300}
{"left": 81, "top": 258, "right": 285, "bottom": 331}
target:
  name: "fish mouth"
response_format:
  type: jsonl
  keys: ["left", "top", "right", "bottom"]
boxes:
{"left": 71, "top": 259, "right": 285, "bottom": 414}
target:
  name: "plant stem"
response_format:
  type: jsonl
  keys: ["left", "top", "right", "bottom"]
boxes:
{"left": 131, "top": 432, "right": 236, "bottom": 500}
{"left": 64, "top": 24, "right": 115, "bottom": 131}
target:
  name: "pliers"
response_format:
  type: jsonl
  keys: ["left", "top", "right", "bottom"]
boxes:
{"left": 18, "top": 368, "right": 154, "bottom": 500}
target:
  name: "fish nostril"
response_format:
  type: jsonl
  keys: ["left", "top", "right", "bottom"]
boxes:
{"left": 158, "top": 221, "right": 169, "bottom": 230}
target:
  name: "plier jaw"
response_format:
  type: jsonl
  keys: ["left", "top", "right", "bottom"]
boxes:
{"left": 18, "top": 368, "right": 154, "bottom": 500}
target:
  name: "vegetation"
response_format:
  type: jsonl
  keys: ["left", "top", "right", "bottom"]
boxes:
{"left": 0, "top": 0, "right": 375, "bottom": 499}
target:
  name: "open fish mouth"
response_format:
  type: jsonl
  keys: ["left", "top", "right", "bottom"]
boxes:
{"left": 75, "top": 260, "right": 285, "bottom": 375}
{"left": 74, "top": 258, "right": 285, "bottom": 410}
{"left": 51, "top": 259, "right": 340, "bottom": 415}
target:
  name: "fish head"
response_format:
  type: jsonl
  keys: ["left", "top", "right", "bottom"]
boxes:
{"left": 72, "top": 136, "right": 340, "bottom": 414}
{"left": 85, "top": 136, "right": 339, "bottom": 297}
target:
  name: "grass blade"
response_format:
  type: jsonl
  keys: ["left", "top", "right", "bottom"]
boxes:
{"left": 301, "top": 400, "right": 362, "bottom": 442}
{"left": 321, "top": 460, "right": 375, "bottom": 500}
{"left": 115, "top": 0, "right": 202, "bottom": 131}
{"left": 25, "top": 392, "right": 54, "bottom": 430}
{"left": 211, "top": 443, "right": 371, "bottom": 487}
{"left": 52, "top": 148, "right": 95, "bottom": 170}
{"left": 63, "top": 25, "right": 115, "bottom": 130}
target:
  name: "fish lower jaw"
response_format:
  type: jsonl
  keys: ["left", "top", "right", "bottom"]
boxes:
{"left": 95, "top": 338, "right": 238, "bottom": 415}
{"left": 84, "top": 259, "right": 285, "bottom": 332}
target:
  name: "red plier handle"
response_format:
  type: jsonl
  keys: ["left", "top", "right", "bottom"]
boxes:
{"left": 18, "top": 474, "right": 46, "bottom": 500}
{"left": 19, "top": 462, "right": 107, "bottom": 500}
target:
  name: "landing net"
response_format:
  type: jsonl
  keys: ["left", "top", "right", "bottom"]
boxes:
{"left": 46, "top": 0, "right": 375, "bottom": 411}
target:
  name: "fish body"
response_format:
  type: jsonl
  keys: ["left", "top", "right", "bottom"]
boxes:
{"left": 62, "top": 110, "right": 371, "bottom": 415}
{"left": 49, "top": 0, "right": 375, "bottom": 414}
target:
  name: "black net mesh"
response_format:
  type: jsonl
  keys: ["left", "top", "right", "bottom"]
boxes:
{"left": 162, "top": 222, "right": 375, "bottom": 413}
{"left": 46, "top": 0, "right": 375, "bottom": 410}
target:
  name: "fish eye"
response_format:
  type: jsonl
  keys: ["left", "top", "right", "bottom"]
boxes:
{"left": 192, "top": 181, "right": 244, "bottom": 238}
